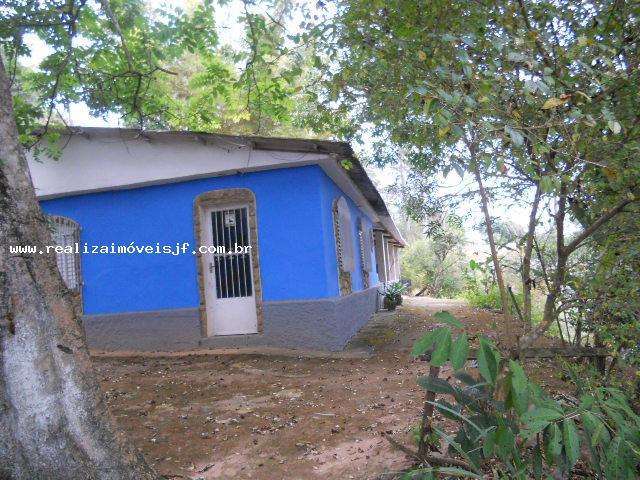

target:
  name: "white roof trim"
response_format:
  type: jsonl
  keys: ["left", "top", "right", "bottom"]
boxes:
{"left": 27, "top": 128, "right": 405, "bottom": 245}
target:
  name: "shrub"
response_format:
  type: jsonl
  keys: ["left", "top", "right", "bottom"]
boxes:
{"left": 407, "top": 312, "right": 640, "bottom": 479}
{"left": 383, "top": 281, "right": 406, "bottom": 311}
{"left": 462, "top": 284, "right": 503, "bottom": 310}
{"left": 401, "top": 239, "right": 465, "bottom": 298}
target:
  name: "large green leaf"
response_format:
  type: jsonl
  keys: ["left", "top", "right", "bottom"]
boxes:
{"left": 477, "top": 337, "right": 500, "bottom": 385}
{"left": 521, "top": 419, "right": 553, "bottom": 441}
{"left": 450, "top": 333, "right": 469, "bottom": 370}
{"left": 453, "top": 388, "right": 484, "bottom": 414}
{"left": 533, "top": 442, "right": 543, "bottom": 480}
{"left": 426, "top": 401, "right": 484, "bottom": 434}
{"left": 581, "top": 411, "right": 610, "bottom": 446}
{"left": 494, "top": 425, "right": 515, "bottom": 461}
{"left": 563, "top": 418, "right": 581, "bottom": 469}
{"left": 411, "top": 327, "right": 448, "bottom": 357}
{"left": 436, "top": 399, "right": 460, "bottom": 422}
{"left": 603, "top": 436, "right": 623, "bottom": 479}
{"left": 417, "top": 376, "right": 455, "bottom": 395}
{"left": 508, "top": 360, "right": 529, "bottom": 415}
{"left": 544, "top": 423, "right": 562, "bottom": 464}
{"left": 433, "top": 400, "right": 464, "bottom": 422}
{"left": 454, "top": 371, "right": 484, "bottom": 389}
{"left": 433, "top": 427, "right": 483, "bottom": 474}
{"left": 434, "top": 310, "right": 463, "bottom": 328}
{"left": 402, "top": 466, "right": 481, "bottom": 479}
{"left": 430, "top": 329, "right": 452, "bottom": 366}
{"left": 522, "top": 407, "right": 563, "bottom": 425}
{"left": 482, "top": 428, "right": 496, "bottom": 458}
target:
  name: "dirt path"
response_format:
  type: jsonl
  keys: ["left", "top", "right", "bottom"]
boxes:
{"left": 93, "top": 298, "right": 531, "bottom": 479}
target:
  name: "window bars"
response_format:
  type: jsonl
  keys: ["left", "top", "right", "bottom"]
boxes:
{"left": 48, "top": 215, "right": 82, "bottom": 293}
{"left": 334, "top": 197, "right": 355, "bottom": 273}
{"left": 357, "top": 218, "right": 373, "bottom": 273}
{"left": 209, "top": 207, "right": 253, "bottom": 299}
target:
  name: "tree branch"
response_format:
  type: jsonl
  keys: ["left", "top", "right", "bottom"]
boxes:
{"left": 564, "top": 195, "right": 638, "bottom": 256}
{"left": 99, "top": 0, "right": 134, "bottom": 71}
{"left": 383, "top": 434, "right": 474, "bottom": 470}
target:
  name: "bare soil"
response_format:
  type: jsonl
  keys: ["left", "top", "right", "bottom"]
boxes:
{"left": 94, "top": 298, "right": 567, "bottom": 480}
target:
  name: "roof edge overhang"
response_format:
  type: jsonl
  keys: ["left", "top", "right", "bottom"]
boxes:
{"left": 33, "top": 127, "right": 406, "bottom": 246}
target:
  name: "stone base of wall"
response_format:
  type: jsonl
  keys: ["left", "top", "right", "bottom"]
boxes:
{"left": 84, "top": 287, "right": 379, "bottom": 353}
{"left": 83, "top": 308, "right": 201, "bottom": 352}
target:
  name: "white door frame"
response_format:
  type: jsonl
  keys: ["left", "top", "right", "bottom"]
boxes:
{"left": 200, "top": 202, "right": 258, "bottom": 336}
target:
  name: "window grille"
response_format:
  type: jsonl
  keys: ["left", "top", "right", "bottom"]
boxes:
{"left": 358, "top": 219, "right": 373, "bottom": 273}
{"left": 48, "top": 215, "right": 81, "bottom": 291}
{"left": 209, "top": 207, "right": 253, "bottom": 299}
{"left": 334, "top": 197, "right": 354, "bottom": 272}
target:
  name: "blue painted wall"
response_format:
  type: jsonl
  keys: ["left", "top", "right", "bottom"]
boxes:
{"left": 40, "top": 165, "right": 379, "bottom": 315}
{"left": 318, "top": 172, "right": 379, "bottom": 294}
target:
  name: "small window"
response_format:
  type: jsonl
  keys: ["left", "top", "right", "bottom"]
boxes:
{"left": 333, "top": 197, "right": 355, "bottom": 296}
{"left": 358, "top": 218, "right": 373, "bottom": 273}
{"left": 334, "top": 197, "right": 355, "bottom": 272}
{"left": 48, "top": 215, "right": 82, "bottom": 291}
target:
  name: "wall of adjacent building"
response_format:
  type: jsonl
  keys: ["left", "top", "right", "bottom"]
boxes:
{"left": 40, "top": 164, "right": 379, "bottom": 316}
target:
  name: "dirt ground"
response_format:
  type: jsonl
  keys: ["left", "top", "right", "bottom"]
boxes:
{"left": 94, "top": 298, "right": 566, "bottom": 480}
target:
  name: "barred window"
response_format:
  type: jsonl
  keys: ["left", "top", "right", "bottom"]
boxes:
{"left": 48, "top": 215, "right": 81, "bottom": 291}
{"left": 334, "top": 197, "right": 355, "bottom": 272}
{"left": 358, "top": 218, "right": 373, "bottom": 273}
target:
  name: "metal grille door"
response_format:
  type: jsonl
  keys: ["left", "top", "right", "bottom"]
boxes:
{"left": 210, "top": 207, "right": 253, "bottom": 299}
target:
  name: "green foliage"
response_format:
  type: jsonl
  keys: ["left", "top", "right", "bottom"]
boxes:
{"left": 401, "top": 234, "right": 465, "bottom": 299}
{"left": 461, "top": 258, "right": 505, "bottom": 311}
{"left": 562, "top": 217, "right": 640, "bottom": 367}
{"left": 411, "top": 312, "right": 640, "bottom": 479}
{"left": 477, "top": 336, "right": 500, "bottom": 385}
{"left": 3, "top": 0, "right": 311, "bottom": 147}
{"left": 309, "top": 0, "right": 640, "bottom": 200}
{"left": 462, "top": 285, "right": 503, "bottom": 311}
{"left": 412, "top": 326, "right": 449, "bottom": 358}
{"left": 450, "top": 333, "right": 469, "bottom": 370}
{"left": 306, "top": 0, "right": 640, "bottom": 351}
{"left": 434, "top": 311, "right": 463, "bottom": 329}
{"left": 2, "top": 0, "right": 219, "bottom": 144}
{"left": 382, "top": 281, "right": 406, "bottom": 311}
{"left": 402, "top": 466, "right": 481, "bottom": 479}
{"left": 462, "top": 259, "right": 528, "bottom": 317}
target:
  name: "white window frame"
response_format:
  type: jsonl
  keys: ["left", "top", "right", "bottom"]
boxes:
{"left": 358, "top": 218, "right": 373, "bottom": 273}
{"left": 48, "top": 215, "right": 82, "bottom": 295}
{"left": 334, "top": 196, "right": 355, "bottom": 273}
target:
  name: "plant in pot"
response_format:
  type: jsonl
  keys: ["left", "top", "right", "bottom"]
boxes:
{"left": 382, "top": 282, "right": 406, "bottom": 311}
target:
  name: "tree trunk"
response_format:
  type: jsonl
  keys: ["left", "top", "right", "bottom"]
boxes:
{"left": 471, "top": 163, "right": 511, "bottom": 321}
{"left": 520, "top": 185, "right": 636, "bottom": 349}
{"left": 520, "top": 183, "right": 567, "bottom": 349}
{"left": 522, "top": 184, "right": 542, "bottom": 326}
{"left": 0, "top": 59, "right": 157, "bottom": 479}
{"left": 415, "top": 284, "right": 430, "bottom": 297}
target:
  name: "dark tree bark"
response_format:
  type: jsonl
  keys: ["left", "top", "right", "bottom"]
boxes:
{"left": 0, "top": 58, "right": 157, "bottom": 479}
{"left": 520, "top": 184, "right": 637, "bottom": 349}
{"left": 521, "top": 184, "right": 542, "bottom": 326}
{"left": 417, "top": 365, "right": 440, "bottom": 459}
{"left": 471, "top": 162, "right": 511, "bottom": 321}
{"left": 415, "top": 285, "right": 430, "bottom": 297}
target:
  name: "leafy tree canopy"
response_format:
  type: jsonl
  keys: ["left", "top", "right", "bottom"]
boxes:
{"left": 2, "top": 0, "right": 316, "bottom": 149}
{"left": 304, "top": 0, "right": 639, "bottom": 344}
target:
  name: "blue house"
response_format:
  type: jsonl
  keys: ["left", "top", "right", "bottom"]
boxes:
{"left": 29, "top": 128, "right": 404, "bottom": 352}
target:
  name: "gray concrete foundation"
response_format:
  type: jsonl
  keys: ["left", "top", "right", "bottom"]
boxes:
{"left": 84, "top": 287, "right": 379, "bottom": 352}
